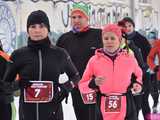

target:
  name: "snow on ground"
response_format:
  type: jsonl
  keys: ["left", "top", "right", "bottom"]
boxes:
{"left": 14, "top": 93, "right": 160, "bottom": 120}
{"left": 14, "top": 74, "right": 160, "bottom": 120}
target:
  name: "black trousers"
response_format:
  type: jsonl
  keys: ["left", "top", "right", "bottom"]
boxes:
{"left": 20, "top": 101, "right": 63, "bottom": 120}
{"left": 150, "top": 73, "right": 159, "bottom": 107}
{"left": 125, "top": 92, "right": 138, "bottom": 120}
{"left": 134, "top": 72, "right": 151, "bottom": 120}
{"left": 0, "top": 102, "right": 12, "bottom": 120}
{"left": 71, "top": 88, "right": 99, "bottom": 120}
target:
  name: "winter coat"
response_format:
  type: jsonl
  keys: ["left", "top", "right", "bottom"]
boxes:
{"left": 3, "top": 37, "right": 80, "bottom": 120}
{"left": 79, "top": 49, "right": 142, "bottom": 120}
{"left": 147, "top": 39, "right": 160, "bottom": 80}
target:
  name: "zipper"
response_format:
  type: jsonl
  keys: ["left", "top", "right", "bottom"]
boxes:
{"left": 36, "top": 49, "right": 43, "bottom": 120}
{"left": 38, "top": 50, "right": 42, "bottom": 81}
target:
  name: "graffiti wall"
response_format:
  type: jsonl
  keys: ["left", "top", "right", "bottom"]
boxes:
{"left": 0, "top": 0, "right": 131, "bottom": 52}
{"left": 0, "top": 0, "right": 159, "bottom": 53}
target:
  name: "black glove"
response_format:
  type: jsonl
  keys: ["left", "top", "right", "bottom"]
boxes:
{"left": 18, "top": 80, "right": 32, "bottom": 89}
{"left": 53, "top": 86, "right": 69, "bottom": 104}
{"left": 154, "top": 65, "right": 159, "bottom": 72}
{"left": 61, "top": 81, "right": 74, "bottom": 92}
{"left": 53, "top": 81, "right": 74, "bottom": 104}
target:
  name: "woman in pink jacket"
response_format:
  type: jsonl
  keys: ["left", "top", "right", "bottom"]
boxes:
{"left": 79, "top": 24, "right": 143, "bottom": 120}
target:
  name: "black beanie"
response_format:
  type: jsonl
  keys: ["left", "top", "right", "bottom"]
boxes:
{"left": 122, "top": 17, "right": 135, "bottom": 27}
{"left": 27, "top": 10, "right": 50, "bottom": 32}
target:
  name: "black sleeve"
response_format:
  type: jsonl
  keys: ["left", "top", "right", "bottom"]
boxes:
{"left": 3, "top": 52, "right": 19, "bottom": 83}
{"left": 62, "top": 49, "right": 80, "bottom": 85}
{"left": 139, "top": 35, "right": 151, "bottom": 62}
{"left": 0, "top": 57, "right": 7, "bottom": 90}
{"left": 129, "top": 41, "right": 148, "bottom": 72}
{"left": 0, "top": 57, "right": 7, "bottom": 79}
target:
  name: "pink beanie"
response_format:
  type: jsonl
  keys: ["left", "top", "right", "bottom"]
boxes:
{"left": 102, "top": 24, "right": 122, "bottom": 39}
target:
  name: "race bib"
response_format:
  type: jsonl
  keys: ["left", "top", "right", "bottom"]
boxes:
{"left": 105, "top": 95, "right": 121, "bottom": 113}
{"left": 24, "top": 81, "right": 53, "bottom": 103}
{"left": 81, "top": 91, "right": 96, "bottom": 104}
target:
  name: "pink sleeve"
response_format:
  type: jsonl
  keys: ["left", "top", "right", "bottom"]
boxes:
{"left": 133, "top": 57, "right": 143, "bottom": 84}
{"left": 78, "top": 57, "right": 95, "bottom": 93}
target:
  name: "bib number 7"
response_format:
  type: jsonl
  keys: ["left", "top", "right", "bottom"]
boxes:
{"left": 24, "top": 81, "right": 53, "bottom": 103}
{"left": 35, "top": 88, "right": 41, "bottom": 98}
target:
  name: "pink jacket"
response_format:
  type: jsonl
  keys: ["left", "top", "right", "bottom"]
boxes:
{"left": 79, "top": 49, "right": 142, "bottom": 120}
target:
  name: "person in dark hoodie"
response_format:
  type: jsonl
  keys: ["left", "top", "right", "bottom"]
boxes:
{"left": 122, "top": 17, "right": 151, "bottom": 120}
{"left": 0, "top": 40, "right": 16, "bottom": 120}
{"left": 56, "top": 2, "right": 102, "bottom": 120}
{"left": 3, "top": 10, "right": 80, "bottom": 120}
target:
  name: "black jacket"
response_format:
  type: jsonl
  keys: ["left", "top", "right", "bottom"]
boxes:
{"left": 3, "top": 37, "right": 80, "bottom": 103}
{"left": 127, "top": 31, "right": 151, "bottom": 63}
{"left": 56, "top": 28, "right": 103, "bottom": 77}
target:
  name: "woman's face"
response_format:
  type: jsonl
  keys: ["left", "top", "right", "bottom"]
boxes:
{"left": 28, "top": 23, "right": 48, "bottom": 41}
{"left": 124, "top": 22, "right": 134, "bottom": 34}
{"left": 102, "top": 32, "right": 121, "bottom": 53}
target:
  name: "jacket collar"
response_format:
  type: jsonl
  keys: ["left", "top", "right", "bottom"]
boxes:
{"left": 28, "top": 37, "right": 51, "bottom": 49}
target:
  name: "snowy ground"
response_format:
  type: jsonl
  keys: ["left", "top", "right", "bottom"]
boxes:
{"left": 14, "top": 93, "right": 160, "bottom": 120}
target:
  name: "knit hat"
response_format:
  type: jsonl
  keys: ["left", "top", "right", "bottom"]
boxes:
{"left": 122, "top": 17, "right": 135, "bottom": 27}
{"left": 71, "top": 3, "right": 90, "bottom": 19}
{"left": 27, "top": 10, "right": 50, "bottom": 32}
{"left": 102, "top": 24, "right": 122, "bottom": 39}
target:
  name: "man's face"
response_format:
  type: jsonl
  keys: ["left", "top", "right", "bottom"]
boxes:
{"left": 28, "top": 23, "right": 48, "bottom": 41}
{"left": 71, "top": 12, "right": 88, "bottom": 30}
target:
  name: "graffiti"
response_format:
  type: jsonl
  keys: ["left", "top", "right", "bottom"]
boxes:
{"left": 61, "top": 4, "right": 70, "bottom": 27}
{"left": 2, "top": 0, "right": 131, "bottom": 48}
{"left": 0, "top": 1, "right": 16, "bottom": 53}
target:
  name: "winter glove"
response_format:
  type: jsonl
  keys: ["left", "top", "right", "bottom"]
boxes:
{"left": 53, "top": 81, "right": 74, "bottom": 104}
{"left": 61, "top": 81, "right": 75, "bottom": 93}
{"left": 18, "top": 80, "right": 32, "bottom": 89}
{"left": 53, "top": 85, "right": 69, "bottom": 104}
{"left": 154, "top": 65, "right": 159, "bottom": 72}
